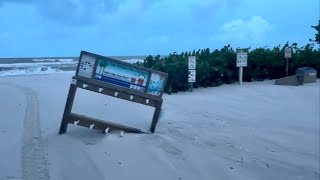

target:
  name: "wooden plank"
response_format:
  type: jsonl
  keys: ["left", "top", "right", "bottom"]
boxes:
{"left": 80, "top": 50, "right": 168, "bottom": 76}
{"left": 150, "top": 100, "right": 163, "bottom": 133}
{"left": 68, "top": 113, "right": 145, "bottom": 133}
{"left": 59, "top": 83, "right": 77, "bottom": 134}
{"left": 75, "top": 75, "right": 163, "bottom": 101}
{"left": 60, "top": 50, "right": 168, "bottom": 134}
{"left": 160, "top": 73, "right": 168, "bottom": 97}
{"left": 76, "top": 51, "right": 168, "bottom": 99}
{"left": 75, "top": 78, "right": 158, "bottom": 107}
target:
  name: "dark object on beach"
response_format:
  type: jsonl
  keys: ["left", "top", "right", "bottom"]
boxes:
{"left": 295, "top": 67, "right": 317, "bottom": 84}
{"left": 275, "top": 67, "right": 317, "bottom": 86}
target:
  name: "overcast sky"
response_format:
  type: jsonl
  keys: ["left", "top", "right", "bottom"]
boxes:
{"left": 0, "top": 0, "right": 319, "bottom": 57}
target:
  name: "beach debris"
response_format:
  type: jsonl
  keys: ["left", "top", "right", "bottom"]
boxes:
{"left": 105, "top": 127, "right": 110, "bottom": 134}
{"left": 99, "top": 88, "right": 103, "bottom": 92}
{"left": 146, "top": 99, "right": 149, "bottom": 104}
{"left": 73, "top": 120, "right": 79, "bottom": 125}
{"left": 114, "top": 92, "right": 118, "bottom": 97}
{"left": 120, "top": 131, "right": 124, "bottom": 137}
{"left": 83, "top": 84, "right": 88, "bottom": 88}
{"left": 90, "top": 124, "right": 95, "bottom": 129}
{"left": 130, "top": 95, "right": 134, "bottom": 100}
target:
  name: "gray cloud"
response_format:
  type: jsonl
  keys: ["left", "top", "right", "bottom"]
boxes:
{"left": 0, "top": 0, "right": 127, "bottom": 26}
{"left": 37, "top": 0, "right": 126, "bottom": 26}
{"left": 0, "top": 0, "right": 164, "bottom": 26}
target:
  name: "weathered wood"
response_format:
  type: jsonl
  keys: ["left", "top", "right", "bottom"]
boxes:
{"left": 150, "top": 100, "right": 163, "bottom": 133}
{"left": 75, "top": 75, "right": 162, "bottom": 101}
{"left": 75, "top": 78, "right": 158, "bottom": 107}
{"left": 78, "top": 51, "right": 167, "bottom": 77}
{"left": 69, "top": 113, "right": 145, "bottom": 133}
{"left": 59, "top": 51, "right": 167, "bottom": 134}
{"left": 76, "top": 50, "right": 168, "bottom": 98}
{"left": 59, "top": 83, "right": 77, "bottom": 134}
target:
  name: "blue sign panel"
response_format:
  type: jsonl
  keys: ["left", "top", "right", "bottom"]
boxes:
{"left": 95, "top": 59, "right": 149, "bottom": 92}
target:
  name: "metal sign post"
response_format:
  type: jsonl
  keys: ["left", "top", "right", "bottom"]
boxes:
{"left": 239, "top": 66, "right": 243, "bottom": 84}
{"left": 236, "top": 51, "right": 248, "bottom": 85}
{"left": 188, "top": 56, "right": 196, "bottom": 91}
{"left": 284, "top": 47, "right": 292, "bottom": 77}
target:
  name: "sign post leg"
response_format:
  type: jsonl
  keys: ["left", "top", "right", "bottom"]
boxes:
{"left": 59, "top": 84, "right": 77, "bottom": 134}
{"left": 239, "top": 67, "right": 243, "bottom": 85}
{"left": 150, "top": 100, "right": 163, "bottom": 133}
{"left": 189, "top": 82, "right": 193, "bottom": 92}
{"left": 286, "top": 58, "right": 289, "bottom": 77}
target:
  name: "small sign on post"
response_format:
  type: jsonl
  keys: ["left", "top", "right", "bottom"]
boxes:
{"left": 237, "top": 53, "right": 248, "bottom": 67}
{"left": 188, "top": 56, "right": 196, "bottom": 91}
{"left": 236, "top": 52, "right": 248, "bottom": 85}
{"left": 285, "top": 47, "right": 292, "bottom": 58}
{"left": 188, "top": 70, "right": 196, "bottom": 82}
{"left": 284, "top": 47, "right": 292, "bottom": 77}
{"left": 188, "top": 56, "right": 196, "bottom": 69}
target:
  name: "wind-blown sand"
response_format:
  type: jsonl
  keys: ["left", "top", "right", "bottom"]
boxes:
{"left": 0, "top": 73, "right": 319, "bottom": 180}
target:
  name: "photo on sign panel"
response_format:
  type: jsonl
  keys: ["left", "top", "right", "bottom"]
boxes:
{"left": 147, "top": 73, "right": 165, "bottom": 96}
{"left": 78, "top": 55, "right": 96, "bottom": 78}
{"left": 95, "top": 58, "right": 149, "bottom": 92}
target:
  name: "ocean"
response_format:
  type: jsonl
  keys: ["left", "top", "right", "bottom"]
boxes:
{"left": 0, "top": 56, "right": 147, "bottom": 77}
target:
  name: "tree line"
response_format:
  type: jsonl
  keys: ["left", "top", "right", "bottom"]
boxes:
{"left": 138, "top": 21, "right": 320, "bottom": 94}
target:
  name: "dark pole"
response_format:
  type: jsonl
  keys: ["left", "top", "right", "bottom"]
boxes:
{"left": 286, "top": 58, "right": 289, "bottom": 77}
{"left": 59, "top": 82, "right": 77, "bottom": 134}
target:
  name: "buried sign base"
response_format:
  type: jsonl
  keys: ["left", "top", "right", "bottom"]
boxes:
{"left": 60, "top": 113, "right": 146, "bottom": 134}
{"left": 59, "top": 51, "right": 167, "bottom": 135}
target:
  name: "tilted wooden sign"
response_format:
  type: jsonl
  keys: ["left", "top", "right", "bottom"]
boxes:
{"left": 59, "top": 51, "right": 168, "bottom": 134}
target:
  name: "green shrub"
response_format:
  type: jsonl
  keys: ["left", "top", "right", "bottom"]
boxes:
{"left": 142, "top": 23, "right": 320, "bottom": 93}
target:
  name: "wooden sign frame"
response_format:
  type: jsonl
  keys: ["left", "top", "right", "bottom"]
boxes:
{"left": 59, "top": 51, "right": 168, "bottom": 134}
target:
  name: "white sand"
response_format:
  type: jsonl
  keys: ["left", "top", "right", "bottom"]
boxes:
{"left": 0, "top": 73, "right": 319, "bottom": 180}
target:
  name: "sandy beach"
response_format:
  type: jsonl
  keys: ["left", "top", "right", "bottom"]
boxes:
{"left": 0, "top": 73, "right": 319, "bottom": 180}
